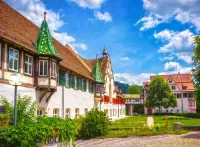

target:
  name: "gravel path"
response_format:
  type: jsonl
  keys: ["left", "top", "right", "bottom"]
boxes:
{"left": 75, "top": 132, "right": 200, "bottom": 147}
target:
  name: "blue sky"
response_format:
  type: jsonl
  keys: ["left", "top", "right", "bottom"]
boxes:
{"left": 5, "top": 0, "right": 200, "bottom": 85}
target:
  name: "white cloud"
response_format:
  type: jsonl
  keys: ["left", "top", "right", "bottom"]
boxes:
{"left": 120, "top": 57, "right": 130, "bottom": 61}
{"left": 164, "top": 62, "right": 181, "bottom": 71}
{"left": 94, "top": 11, "right": 112, "bottom": 22}
{"left": 6, "top": 0, "right": 87, "bottom": 49}
{"left": 69, "top": 0, "right": 105, "bottom": 9}
{"left": 135, "top": 15, "right": 165, "bottom": 31}
{"left": 137, "top": 0, "right": 200, "bottom": 30}
{"left": 159, "top": 56, "right": 174, "bottom": 61}
{"left": 70, "top": 43, "right": 88, "bottom": 51}
{"left": 154, "top": 29, "right": 194, "bottom": 64}
{"left": 114, "top": 66, "right": 192, "bottom": 85}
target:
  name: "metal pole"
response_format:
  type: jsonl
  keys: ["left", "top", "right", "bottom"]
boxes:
{"left": 14, "top": 85, "right": 17, "bottom": 125}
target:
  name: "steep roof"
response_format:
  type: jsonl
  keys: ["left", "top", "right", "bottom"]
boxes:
{"left": 150, "top": 74, "right": 194, "bottom": 91}
{"left": 91, "top": 56, "right": 104, "bottom": 83}
{"left": 0, "top": 1, "right": 93, "bottom": 80}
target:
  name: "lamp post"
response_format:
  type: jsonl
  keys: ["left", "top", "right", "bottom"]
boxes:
{"left": 9, "top": 72, "right": 23, "bottom": 125}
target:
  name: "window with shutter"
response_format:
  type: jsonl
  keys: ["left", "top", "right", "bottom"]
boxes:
{"left": 70, "top": 75, "right": 75, "bottom": 88}
{"left": 59, "top": 69, "right": 66, "bottom": 86}
{"left": 78, "top": 77, "right": 82, "bottom": 90}
{"left": 84, "top": 79, "right": 87, "bottom": 91}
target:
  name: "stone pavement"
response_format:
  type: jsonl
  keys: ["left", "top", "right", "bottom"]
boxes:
{"left": 146, "top": 116, "right": 154, "bottom": 127}
{"left": 75, "top": 132, "right": 200, "bottom": 147}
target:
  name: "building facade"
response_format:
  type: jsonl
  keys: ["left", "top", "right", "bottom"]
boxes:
{"left": 143, "top": 74, "right": 196, "bottom": 114}
{"left": 0, "top": 1, "right": 125, "bottom": 120}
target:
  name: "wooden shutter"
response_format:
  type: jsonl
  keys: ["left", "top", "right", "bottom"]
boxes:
{"left": 59, "top": 69, "right": 66, "bottom": 86}
{"left": 84, "top": 79, "right": 86, "bottom": 91}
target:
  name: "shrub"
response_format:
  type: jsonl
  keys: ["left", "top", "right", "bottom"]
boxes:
{"left": 0, "top": 95, "right": 37, "bottom": 124}
{"left": 80, "top": 108, "right": 110, "bottom": 138}
{"left": 0, "top": 113, "right": 10, "bottom": 127}
{"left": 133, "top": 104, "right": 144, "bottom": 114}
{"left": 0, "top": 117, "right": 76, "bottom": 147}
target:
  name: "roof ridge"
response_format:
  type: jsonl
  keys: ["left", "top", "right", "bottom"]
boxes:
{"left": 65, "top": 44, "right": 91, "bottom": 73}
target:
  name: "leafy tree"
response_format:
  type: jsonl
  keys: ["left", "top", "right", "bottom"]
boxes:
{"left": 0, "top": 95, "right": 37, "bottom": 124}
{"left": 145, "top": 76, "right": 177, "bottom": 112}
{"left": 192, "top": 36, "right": 200, "bottom": 113}
{"left": 127, "top": 84, "right": 142, "bottom": 94}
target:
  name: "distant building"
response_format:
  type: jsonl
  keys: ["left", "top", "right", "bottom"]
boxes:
{"left": 124, "top": 94, "right": 144, "bottom": 115}
{"left": 143, "top": 74, "right": 196, "bottom": 114}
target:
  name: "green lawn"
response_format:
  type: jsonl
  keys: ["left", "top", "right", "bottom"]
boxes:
{"left": 154, "top": 115, "right": 200, "bottom": 126}
{"left": 109, "top": 115, "right": 147, "bottom": 129}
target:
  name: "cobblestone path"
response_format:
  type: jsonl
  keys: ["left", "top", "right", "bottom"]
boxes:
{"left": 75, "top": 132, "right": 200, "bottom": 147}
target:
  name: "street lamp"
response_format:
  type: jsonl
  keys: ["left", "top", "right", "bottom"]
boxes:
{"left": 9, "top": 72, "right": 23, "bottom": 125}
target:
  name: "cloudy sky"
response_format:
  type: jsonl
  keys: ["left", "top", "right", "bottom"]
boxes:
{"left": 5, "top": 0, "right": 199, "bottom": 85}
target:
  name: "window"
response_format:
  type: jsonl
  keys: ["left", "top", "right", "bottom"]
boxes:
{"left": 65, "top": 108, "right": 70, "bottom": 118}
{"left": 85, "top": 108, "right": 88, "bottom": 114}
{"left": 65, "top": 73, "right": 69, "bottom": 87}
{"left": 37, "top": 109, "right": 44, "bottom": 116}
{"left": 59, "top": 69, "right": 66, "bottom": 86}
{"left": 113, "top": 108, "right": 114, "bottom": 116}
{"left": 188, "top": 93, "right": 193, "bottom": 98}
{"left": 39, "top": 60, "right": 48, "bottom": 76}
{"left": 171, "top": 86, "right": 175, "bottom": 90}
{"left": 70, "top": 75, "right": 75, "bottom": 88}
{"left": 183, "top": 93, "right": 188, "bottom": 98}
{"left": 0, "top": 43, "right": 1, "bottom": 66}
{"left": 89, "top": 81, "right": 94, "bottom": 93}
{"left": 9, "top": 48, "right": 19, "bottom": 71}
{"left": 110, "top": 109, "right": 112, "bottom": 117}
{"left": 51, "top": 62, "right": 56, "bottom": 78}
{"left": 169, "top": 80, "right": 172, "bottom": 83}
{"left": 0, "top": 106, "right": 5, "bottom": 113}
{"left": 189, "top": 100, "right": 195, "bottom": 107}
{"left": 74, "top": 76, "right": 77, "bottom": 89}
{"left": 53, "top": 109, "right": 59, "bottom": 117}
{"left": 96, "top": 84, "right": 101, "bottom": 92}
{"left": 75, "top": 108, "right": 79, "bottom": 119}
{"left": 24, "top": 54, "right": 33, "bottom": 75}
{"left": 82, "top": 79, "right": 86, "bottom": 91}
{"left": 177, "top": 93, "right": 181, "bottom": 98}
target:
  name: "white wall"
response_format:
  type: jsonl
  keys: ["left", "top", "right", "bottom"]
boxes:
{"left": 0, "top": 83, "right": 36, "bottom": 104}
{"left": 38, "top": 85, "right": 94, "bottom": 119}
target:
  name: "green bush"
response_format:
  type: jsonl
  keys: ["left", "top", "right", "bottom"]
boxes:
{"left": 80, "top": 108, "right": 110, "bottom": 138}
{"left": 0, "top": 95, "right": 37, "bottom": 124}
{"left": 0, "top": 113, "right": 10, "bottom": 127}
{"left": 0, "top": 117, "right": 76, "bottom": 147}
{"left": 133, "top": 104, "right": 144, "bottom": 114}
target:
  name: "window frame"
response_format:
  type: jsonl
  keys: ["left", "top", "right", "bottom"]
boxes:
{"left": 75, "top": 108, "right": 79, "bottom": 119}
{"left": 8, "top": 48, "right": 19, "bottom": 72}
{"left": 96, "top": 84, "right": 101, "bottom": 93}
{"left": 171, "top": 85, "right": 176, "bottom": 90}
{"left": 53, "top": 108, "right": 59, "bottom": 118}
{"left": 51, "top": 61, "right": 57, "bottom": 78}
{"left": 0, "top": 43, "right": 2, "bottom": 67}
{"left": 65, "top": 108, "right": 71, "bottom": 118}
{"left": 65, "top": 72, "right": 70, "bottom": 87}
{"left": 24, "top": 54, "right": 33, "bottom": 75}
{"left": 37, "top": 109, "right": 44, "bottom": 116}
{"left": 39, "top": 60, "right": 48, "bottom": 76}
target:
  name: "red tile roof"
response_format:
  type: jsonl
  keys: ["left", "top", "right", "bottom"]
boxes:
{"left": 0, "top": 1, "right": 93, "bottom": 80}
{"left": 150, "top": 74, "right": 194, "bottom": 91}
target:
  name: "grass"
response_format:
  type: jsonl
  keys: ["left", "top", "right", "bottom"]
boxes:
{"left": 154, "top": 115, "right": 200, "bottom": 126}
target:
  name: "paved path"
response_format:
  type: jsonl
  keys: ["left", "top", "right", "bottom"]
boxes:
{"left": 75, "top": 132, "right": 200, "bottom": 147}
{"left": 146, "top": 116, "right": 154, "bottom": 127}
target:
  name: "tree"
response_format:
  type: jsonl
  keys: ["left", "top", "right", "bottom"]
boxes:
{"left": 145, "top": 76, "right": 177, "bottom": 112}
{"left": 127, "top": 84, "right": 141, "bottom": 94}
{"left": 0, "top": 95, "right": 37, "bottom": 124}
{"left": 192, "top": 36, "right": 200, "bottom": 113}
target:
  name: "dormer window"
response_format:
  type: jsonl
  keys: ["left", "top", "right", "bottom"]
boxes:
{"left": 24, "top": 54, "right": 33, "bottom": 75}
{"left": 171, "top": 86, "right": 175, "bottom": 90}
{"left": 51, "top": 62, "right": 56, "bottom": 78}
{"left": 39, "top": 60, "right": 48, "bottom": 76}
{"left": 9, "top": 48, "right": 19, "bottom": 71}
{"left": 169, "top": 80, "right": 172, "bottom": 83}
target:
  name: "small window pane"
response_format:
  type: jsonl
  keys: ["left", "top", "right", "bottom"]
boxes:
{"left": 40, "top": 61, "right": 43, "bottom": 75}
{"left": 14, "top": 59, "right": 18, "bottom": 70}
{"left": 44, "top": 61, "right": 47, "bottom": 75}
